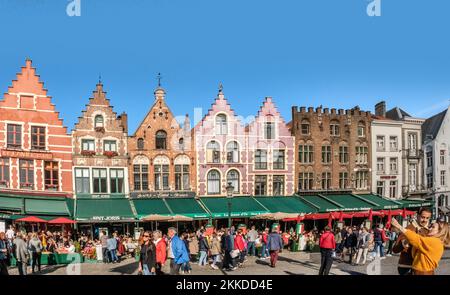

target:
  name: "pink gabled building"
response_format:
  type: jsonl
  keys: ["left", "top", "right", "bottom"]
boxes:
{"left": 193, "top": 87, "right": 295, "bottom": 197}
{"left": 193, "top": 87, "right": 249, "bottom": 196}
{"left": 246, "top": 97, "right": 295, "bottom": 196}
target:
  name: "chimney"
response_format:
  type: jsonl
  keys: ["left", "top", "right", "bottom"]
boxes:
{"left": 118, "top": 112, "right": 128, "bottom": 134}
{"left": 375, "top": 101, "right": 386, "bottom": 117}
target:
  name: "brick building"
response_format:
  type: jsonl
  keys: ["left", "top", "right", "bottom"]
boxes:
{"left": 291, "top": 106, "right": 372, "bottom": 193}
{"left": 0, "top": 59, "right": 73, "bottom": 219}
{"left": 128, "top": 86, "right": 194, "bottom": 197}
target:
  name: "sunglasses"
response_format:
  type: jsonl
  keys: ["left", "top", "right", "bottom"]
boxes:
{"left": 143, "top": 235, "right": 150, "bottom": 238}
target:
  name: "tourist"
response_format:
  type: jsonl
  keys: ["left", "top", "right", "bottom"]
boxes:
{"left": 247, "top": 226, "right": 258, "bottom": 257}
{"left": 188, "top": 232, "right": 199, "bottom": 262}
{"left": 181, "top": 232, "right": 192, "bottom": 274}
{"left": 318, "top": 226, "right": 336, "bottom": 275}
{"left": 107, "top": 234, "right": 118, "bottom": 263}
{"left": 210, "top": 232, "right": 221, "bottom": 270}
{"left": 234, "top": 229, "right": 246, "bottom": 267}
{"left": 0, "top": 232, "right": 9, "bottom": 275}
{"left": 221, "top": 228, "right": 236, "bottom": 271}
{"left": 355, "top": 227, "right": 370, "bottom": 265}
{"left": 267, "top": 226, "right": 283, "bottom": 268}
{"left": 6, "top": 225, "right": 15, "bottom": 246}
{"left": 138, "top": 231, "right": 156, "bottom": 275}
{"left": 373, "top": 224, "right": 388, "bottom": 258}
{"left": 386, "top": 228, "right": 397, "bottom": 256}
{"left": 167, "top": 227, "right": 189, "bottom": 275}
{"left": 198, "top": 230, "right": 209, "bottom": 267}
{"left": 341, "top": 227, "right": 357, "bottom": 264}
{"left": 334, "top": 228, "right": 342, "bottom": 254}
{"left": 29, "top": 232, "right": 43, "bottom": 273}
{"left": 153, "top": 230, "right": 167, "bottom": 275}
{"left": 260, "top": 228, "right": 269, "bottom": 259}
{"left": 13, "top": 233, "right": 29, "bottom": 276}
{"left": 100, "top": 231, "right": 108, "bottom": 263}
{"left": 390, "top": 217, "right": 450, "bottom": 275}
{"left": 393, "top": 207, "right": 432, "bottom": 275}
{"left": 46, "top": 238, "right": 57, "bottom": 253}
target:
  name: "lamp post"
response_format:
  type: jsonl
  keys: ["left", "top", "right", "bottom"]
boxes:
{"left": 226, "top": 182, "right": 234, "bottom": 228}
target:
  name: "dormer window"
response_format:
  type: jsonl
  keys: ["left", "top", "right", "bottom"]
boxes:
{"left": 215, "top": 114, "right": 227, "bottom": 135}
{"left": 137, "top": 138, "right": 144, "bottom": 150}
{"left": 156, "top": 130, "right": 167, "bottom": 150}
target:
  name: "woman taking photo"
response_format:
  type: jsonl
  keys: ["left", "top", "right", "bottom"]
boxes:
{"left": 390, "top": 217, "right": 450, "bottom": 275}
{"left": 138, "top": 231, "right": 156, "bottom": 275}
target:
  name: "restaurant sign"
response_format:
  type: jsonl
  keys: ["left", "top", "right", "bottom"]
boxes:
{"left": 130, "top": 191, "right": 196, "bottom": 199}
{"left": 1, "top": 149, "right": 53, "bottom": 160}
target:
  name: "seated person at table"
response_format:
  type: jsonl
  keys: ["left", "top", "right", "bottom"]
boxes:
{"left": 46, "top": 238, "right": 57, "bottom": 253}
{"left": 66, "top": 241, "right": 76, "bottom": 253}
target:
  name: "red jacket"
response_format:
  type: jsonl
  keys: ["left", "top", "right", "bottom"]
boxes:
{"left": 234, "top": 234, "right": 245, "bottom": 251}
{"left": 319, "top": 231, "right": 336, "bottom": 249}
{"left": 155, "top": 239, "right": 167, "bottom": 264}
{"left": 262, "top": 233, "right": 268, "bottom": 244}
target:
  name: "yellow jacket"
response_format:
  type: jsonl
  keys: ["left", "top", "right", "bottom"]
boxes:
{"left": 404, "top": 229, "right": 444, "bottom": 272}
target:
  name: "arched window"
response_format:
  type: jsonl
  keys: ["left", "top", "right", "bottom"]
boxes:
{"left": 215, "top": 114, "right": 227, "bottom": 135}
{"left": 207, "top": 170, "right": 221, "bottom": 195}
{"left": 137, "top": 138, "right": 144, "bottom": 150}
{"left": 155, "top": 130, "right": 167, "bottom": 150}
{"left": 226, "top": 141, "right": 239, "bottom": 163}
{"left": 94, "top": 115, "right": 104, "bottom": 128}
{"left": 226, "top": 170, "right": 240, "bottom": 193}
{"left": 178, "top": 138, "right": 184, "bottom": 150}
{"left": 301, "top": 120, "right": 310, "bottom": 135}
{"left": 206, "top": 141, "right": 220, "bottom": 163}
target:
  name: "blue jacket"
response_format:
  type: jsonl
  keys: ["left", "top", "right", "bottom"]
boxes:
{"left": 106, "top": 238, "right": 117, "bottom": 251}
{"left": 267, "top": 232, "right": 283, "bottom": 251}
{"left": 171, "top": 235, "right": 189, "bottom": 264}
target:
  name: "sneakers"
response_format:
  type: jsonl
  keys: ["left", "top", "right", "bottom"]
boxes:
{"left": 386, "top": 254, "right": 392, "bottom": 257}
{"left": 211, "top": 264, "right": 219, "bottom": 270}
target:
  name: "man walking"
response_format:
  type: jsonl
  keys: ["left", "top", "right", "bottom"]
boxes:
{"left": 319, "top": 226, "right": 336, "bottom": 275}
{"left": 100, "top": 231, "right": 108, "bottom": 263}
{"left": 13, "top": 233, "right": 29, "bottom": 275}
{"left": 373, "top": 224, "right": 388, "bottom": 259}
{"left": 29, "top": 233, "right": 43, "bottom": 273}
{"left": 266, "top": 227, "right": 283, "bottom": 268}
{"left": 247, "top": 226, "right": 258, "bottom": 257}
{"left": 168, "top": 227, "right": 189, "bottom": 275}
{"left": 107, "top": 234, "right": 118, "bottom": 263}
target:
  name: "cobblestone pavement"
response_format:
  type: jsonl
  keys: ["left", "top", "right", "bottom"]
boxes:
{"left": 7, "top": 250, "right": 450, "bottom": 275}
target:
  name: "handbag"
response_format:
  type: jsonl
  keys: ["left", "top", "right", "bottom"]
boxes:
{"left": 230, "top": 249, "right": 240, "bottom": 259}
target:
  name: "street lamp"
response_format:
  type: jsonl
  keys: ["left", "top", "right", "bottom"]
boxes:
{"left": 226, "top": 182, "right": 234, "bottom": 228}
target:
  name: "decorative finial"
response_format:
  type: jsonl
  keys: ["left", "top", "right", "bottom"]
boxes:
{"left": 98, "top": 73, "right": 102, "bottom": 84}
{"left": 157, "top": 72, "right": 162, "bottom": 87}
{"left": 218, "top": 82, "right": 223, "bottom": 93}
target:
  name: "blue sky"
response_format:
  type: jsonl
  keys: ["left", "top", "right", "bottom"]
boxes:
{"left": 1, "top": 0, "right": 450, "bottom": 132}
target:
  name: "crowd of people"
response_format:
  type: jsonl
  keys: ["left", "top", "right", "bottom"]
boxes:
{"left": 318, "top": 207, "right": 450, "bottom": 275}
{"left": 1, "top": 208, "right": 449, "bottom": 276}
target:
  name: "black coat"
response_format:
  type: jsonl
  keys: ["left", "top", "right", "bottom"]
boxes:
{"left": 199, "top": 236, "right": 209, "bottom": 252}
{"left": 140, "top": 243, "right": 156, "bottom": 269}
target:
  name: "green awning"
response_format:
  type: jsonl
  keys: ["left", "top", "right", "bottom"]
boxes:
{"left": 164, "top": 198, "right": 210, "bottom": 219}
{"left": 76, "top": 198, "right": 135, "bottom": 222}
{"left": 132, "top": 199, "right": 172, "bottom": 219}
{"left": 253, "top": 196, "right": 317, "bottom": 214}
{"left": 0, "top": 195, "right": 23, "bottom": 212}
{"left": 398, "top": 199, "right": 433, "bottom": 208}
{"left": 199, "top": 196, "right": 269, "bottom": 218}
{"left": 296, "top": 195, "right": 340, "bottom": 212}
{"left": 356, "top": 194, "right": 402, "bottom": 209}
{"left": 321, "top": 194, "right": 373, "bottom": 211}
{"left": 25, "top": 198, "right": 70, "bottom": 216}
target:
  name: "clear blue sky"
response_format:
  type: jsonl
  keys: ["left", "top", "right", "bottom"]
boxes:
{"left": 1, "top": 0, "right": 450, "bottom": 132}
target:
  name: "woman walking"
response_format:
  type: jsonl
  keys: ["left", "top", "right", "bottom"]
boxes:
{"left": 138, "top": 231, "right": 156, "bottom": 275}
{"left": 355, "top": 227, "right": 370, "bottom": 265}
{"left": 318, "top": 226, "right": 336, "bottom": 275}
{"left": 266, "top": 227, "right": 283, "bottom": 268}
{"left": 198, "top": 230, "right": 209, "bottom": 267}
{"left": 210, "top": 232, "right": 221, "bottom": 270}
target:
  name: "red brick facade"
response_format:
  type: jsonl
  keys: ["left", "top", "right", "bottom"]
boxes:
{"left": 0, "top": 59, "right": 72, "bottom": 196}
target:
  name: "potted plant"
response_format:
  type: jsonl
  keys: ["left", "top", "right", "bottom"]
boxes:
{"left": 81, "top": 150, "right": 96, "bottom": 156}
{"left": 103, "top": 151, "right": 118, "bottom": 158}
{"left": 95, "top": 127, "right": 105, "bottom": 133}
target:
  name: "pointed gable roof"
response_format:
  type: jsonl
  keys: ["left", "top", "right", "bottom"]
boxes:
{"left": 5, "top": 59, "right": 48, "bottom": 96}
{"left": 73, "top": 81, "right": 125, "bottom": 133}
{"left": 422, "top": 108, "right": 448, "bottom": 141}
{"left": 386, "top": 107, "right": 412, "bottom": 121}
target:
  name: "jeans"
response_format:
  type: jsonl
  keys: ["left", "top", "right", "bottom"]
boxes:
{"left": 182, "top": 261, "right": 191, "bottom": 272}
{"left": 102, "top": 247, "right": 109, "bottom": 263}
{"left": 342, "top": 247, "right": 355, "bottom": 263}
{"left": 375, "top": 241, "right": 385, "bottom": 257}
{"left": 211, "top": 254, "right": 219, "bottom": 266}
{"left": 31, "top": 252, "right": 41, "bottom": 272}
{"left": 198, "top": 250, "right": 208, "bottom": 266}
{"left": 261, "top": 244, "right": 269, "bottom": 258}
{"left": 109, "top": 249, "right": 118, "bottom": 262}
{"left": 142, "top": 264, "right": 155, "bottom": 275}
{"left": 319, "top": 248, "right": 333, "bottom": 275}
{"left": 355, "top": 248, "right": 369, "bottom": 265}
{"left": 247, "top": 241, "right": 256, "bottom": 256}
{"left": 17, "top": 261, "right": 27, "bottom": 275}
